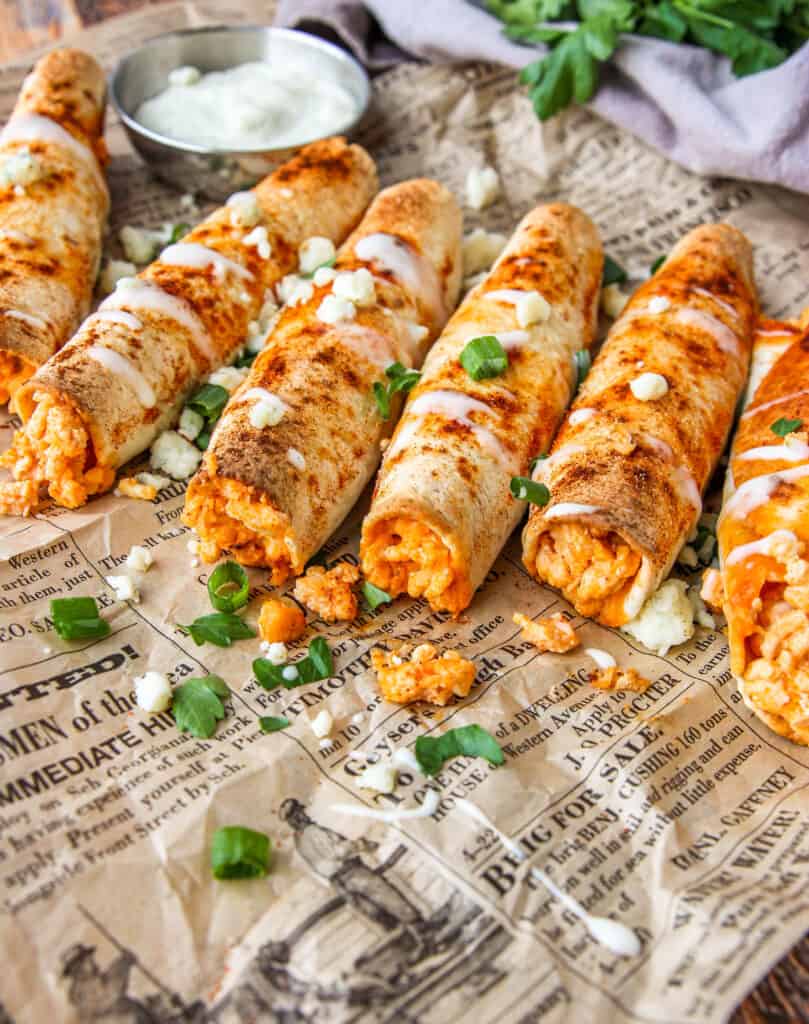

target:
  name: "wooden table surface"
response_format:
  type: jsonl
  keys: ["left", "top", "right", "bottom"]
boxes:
{"left": 1, "top": 1, "right": 808, "bottom": 1021}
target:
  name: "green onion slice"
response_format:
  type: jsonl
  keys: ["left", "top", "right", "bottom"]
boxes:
{"left": 207, "top": 561, "right": 250, "bottom": 612}
{"left": 650, "top": 255, "right": 666, "bottom": 275}
{"left": 771, "top": 417, "right": 803, "bottom": 437}
{"left": 574, "top": 349, "right": 591, "bottom": 386}
{"left": 510, "top": 477, "right": 550, "bottom": 506}
{"left": 211, "top": 826, "right": 271, "bottom": 880}
{"left": 188, "top": 383, "right": 229, "bottom": 422}
{"left": 51, "top": 597, "right": 110, "bottom": 641}
{"left": 602, "top": 255, "right": 627, "bottom": 287}
{"left": 459, "top": 335, "right": 509, "bottom": 381}
{"left": 170, "top": 222, "right": 191, "bottom": 244}
{"left": 259, "top": 716, "right": 290, "bottom": 733}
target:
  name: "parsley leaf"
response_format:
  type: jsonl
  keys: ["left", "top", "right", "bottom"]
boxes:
{"left": 172, "top": 675, "right": 230, "bottom": 738}
{"left": 253, "top": 637, "right": 334, "bottom": 690}
{"left": 259, "top": 716, "right": 291, "bottom": 733}
{"left": 771, "top": 416, "right": 803, "bottom": 437}
{"left": 415, "top": 725, "right": 505, "bottom": 777}
{"left": 372, "top": 363, "right": 421, "bottom": 420}
{"left": 179, "top": 612, "right": 256, "bottom": 647}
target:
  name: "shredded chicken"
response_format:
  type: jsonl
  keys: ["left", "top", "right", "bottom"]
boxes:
{"left": 0, "top": 350, "right": 35, "bottom": 406}
{"left": 371, "top": 643, "right": 476, "bottom": 705}
{"left": 589, "top": 666, "right": 651, "bottom": 692}
{"left": 533, "top": 522, "right": 641, "bottom": 624}
{"left": 513, "top": 611, "right": 579, "bottom": 653}
{"left": 258, "top": 597, "right": 306, "bottom": 644}
{"left": 700, "top": 568, "right": 725, "bottom": 613}
{"left": 116, "top": 477, "right": 157, "bottom": 501}
{"left": 293, "top": 563, "right": 360, "bottom": 622}
{"left": 0, "top": 390, "right": 114, "bottom": 512}
{"left": 361, "top": 515, "right": 470, "bottom": 615}
{"left": 0, "top": 478, "right": 40, "bottom": 516}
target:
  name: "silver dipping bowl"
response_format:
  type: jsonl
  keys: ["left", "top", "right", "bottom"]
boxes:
{"left": 110, "top": 25, "right": 371, "bottom": 201}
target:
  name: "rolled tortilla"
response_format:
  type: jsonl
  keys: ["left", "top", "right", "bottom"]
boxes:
{"left": 183, "top": 179, "right": 462, "bottom": 581}
{"left": 360, "top": 203, "right": 603, "bottom": 615}
{"left": 522, "top": 223, "right": 758, "bottom": 626}
{"left": 0, "top": 138, "right": 377, "bottom": 513}
{"left": 0, "top": 48, "right": 108, "bottom": 404}
{"left": 717, "top": 315, "right": 809, "bottom": 745}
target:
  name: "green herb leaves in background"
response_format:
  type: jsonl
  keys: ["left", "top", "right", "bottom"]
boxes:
{"left": 173, "top": 675, "right": 230, "bottom": 738}
{"left": 253, "top": 637, "right": 334, "bottom": 690}
{"left": 415, "top": 725, "right": 505, "bottom": 776}
{"left": 51, "top": 597, "right": 110, "bottom": 641}
{"left": 179, "top": 612, "right": 256, "bottom": 647}
{"left": 489, "top": 0, "right": 808, "bottom": 121}
{"left": 373, "top": 362, "right": 421, "bottom": 419}
{"left": 211, "top": 825, "right": 272, "bottom": 879}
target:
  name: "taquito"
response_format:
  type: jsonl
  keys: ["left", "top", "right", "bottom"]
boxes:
{"left": 0, "top": 49, "right": 108, "bottom": 403}
{"left": 0, "top": 138, "right": 377, "bottom": 513}
{"left": 522, "top": 224, "right": 758, "bottom": 626}
{"left": 183, "top": 179, "right": 462, "bottom": 580}
{"left": 716, "top": 315, "right": 809, "bottom": 745}
{"left": 360, "top": 203, "right": 602, "bottom": 615}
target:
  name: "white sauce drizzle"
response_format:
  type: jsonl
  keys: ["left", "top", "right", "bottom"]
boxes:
{"left": 0, "top": 113, "right": 106, "bottom": 195}
{"left": 355, "top": 233, "right": 444, "bottom": 324}
{"left": 489, "top": 330, "right": 531, "bottom": 350}
{"left": 485, "top": 289, "right": 529, "bottom": 304}
{"left": 455, "top": 799, "right": 640, "bottom": 957}
{"left": 672, "top": 465, "right": 702, "bottom": 513}
{"left": 3, "top": 309, "right": 47, "bottom": 330}
{"left": 533, "top": 444, "right": 585, "bottom": 479}
{"left": 85, "top": 346, "right": 156, "bottom": 408}
{"left": 331, "top": 787, "right": 440, "bottom": 823}
{"left": 392, "top": 748, "right": 422, "bottom": 774}
{"left": 636, "top": 432, "right": 674, "bottom": 461}
{"left": 741, "top": 389, "right": 809, "bottom": 420}
{"left": 720, "top": 463, "right": 809, "bottom": 522}
{"left": 337, "top": 323, "right": 401, "bottom": 370}
{"left": 0, "top": 228, "right": 34, "bottom": 245}
{"left": 690, "top": 286, "right": 739, "bottom": 320}
{"left": 160, "top": 242, "right": 254, "bottom": 283}
{"left": 738, "top": 441, "right": 809, "bottom": 463}
{"left": 674, "top": 307, "right": 740, "bottom": 356}
{"left": 726, "top": 529, "right": 799, "bottom": 566}
{"left": 92, "top": 310, "right": 143, "bottom": 331}
{"left": 584, "top": 648, "right": 617, "bottom": 669}
{"left": 240, "top": 386, "right": 286, "bottom": 407}
{"left": 392, "top": 390, "right": 514, "bottom": 468}
{"left": 569, "top": 408, "right": 598, "bottom": 426}
{"left": 100, "top": 280, "right": 216, "bottom": 363}
{"left": 543, "top": 503, "right": 602, "bottom": 519}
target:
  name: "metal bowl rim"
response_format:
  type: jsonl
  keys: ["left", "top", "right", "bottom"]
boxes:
{"left": 109, "top": 24, "right": 371, "bottom": 157}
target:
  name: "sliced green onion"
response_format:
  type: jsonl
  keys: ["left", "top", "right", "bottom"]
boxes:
{"left": 602, "top": 255, "right": 627, "bottom": 287}
{"left": 459, "top": 335, "right": 509, "bottom": 381}
{"left": 170, "top": 222, "right": 191, "bottom": 244}
{"left": 771, "top": 416, "right": 803, "bottom": 437}
{"left": 372, "top": 363, "right": 421, "bottom": 418}
{"left": 195, "top": 430, "right": 211, "bottom": 451}
{"left": 211, "top": 826, "right": 271, "bottom": 879}
{"left": 259, "top": 716, "right": 290, "bottom": 733}
{"left": 362, "top": 580, "right": 392, "bottom": 609}
{"left": 574, "top": 349, "right": 591, "bottom": 386}
{"left": 51, "top": 597, "right": 110, "bottom": 641}
{"left": 207, "top": 561, "right": 250, "bottom": 612}
{"left": 188, "top": 383, "right": 229, "bottom": 421}
{"left": 510, "top": 477, "right": 550, "bottom": 506}
{"left": 650, "top": 255, "right": 666, "bottom": 275}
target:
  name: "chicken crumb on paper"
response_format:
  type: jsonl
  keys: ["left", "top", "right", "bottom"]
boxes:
{"left": 371, "top": 643, "right": 476, "bottom": 706}
{"left": 293, "top": 563, "right": 360, "bottom": 622}
{"left": 258, "top": 597, "right": 306, "bottom": 644}
{"left": 589, "top": 666, "right": 651, "bottom": 693}
{"left": 513, "top": 611, "right": 579, "bottom": 653}
{"left": 115, "top": 476, "right": 157, "bottom": 501}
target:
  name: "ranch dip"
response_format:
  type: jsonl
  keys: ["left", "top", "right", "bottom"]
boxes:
{"left": 134, "top": 59, "right": 359, "bottom": 150}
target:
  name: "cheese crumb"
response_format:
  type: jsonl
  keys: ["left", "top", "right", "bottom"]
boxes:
{"left": 687, "top": 585, "right": 716, "bottom": 630}
{"left": 100, "top": 260, "right": 137, "bottom": 295}
{"left": 621, "top": 579, "right": 695, "bottom": 655}
{"left": 134, "top": 671, "right": 172, "bottom": 712}
{"left": 243, "top": 225, "right": 272, "bottom": 260}
{"left": 357, "top": 761, "right": 398, "bottom": 794}
{"left": 516, "top": 291, "right": 551, "bottom": 328}
{"left": 260, "top": 640, "right": 288, "bottom": 665}
{"left": 178, "top": 407, "right": 204, "bottom": 441}
{"left": 106, "top": 574, "right": 139, "bottom": 602}
{"left": 647, "top": 296, "right": 670, "bottom": 314}
{"left": 601, "top": 283, "right": 629, "bottom": 319}
{"left": 462, "top": 228, "right": 507, "bottom": 277}
{"left": 311, "top": 709, "right": 333, "bottom": 738}
{"left": 1, "top": 147, "right": 45, "bottom": 188}
{"left": 150, "top": 430, "right": 203, "bottom": 479}
{"left": 282, "top": 665, "right": 299, "bottom": 682}
{"left": 126, "top": 545, "right": 153, "bottom": 573}
{"left": 333, "top": 268, "right": 376, "bottom": 307}
{"left": 299, "top": 236, "right": 336, "bottom": 274}
{"left": 226, "top": 191, "right": 261, "bottom": 228}
{"left": 317, "top": 294, "right": 356, "bottom": 324}
{"left": 630, "top": 372, "right": 669, "bottom": 401}
{"left": 584, "top": 648, "right": 616, "bottom": 670}
{"left": 287, "top": 447, "right": 306, "bottom": 470}
{"left": 313, "top": 266, "right": 338, "bottom": 286}
{"left": 168, "top": 65, "right": 201, "bottom": 86}
{"left": 208, "top": 365, "right": 247, "bottom": 392}
{"left": 249, "top": 395, "right": 286, "bottom": 428}
{"left": 136, "top": 472, "right": 170, "bottom": 491}
{"left": 288, "top": 280, "right": 314, "bottom": 307}
{"left": 119, "top": 225, "right": 168, "bottom": 265}
{"left": 465, "top": 166, "right": 500, "bottom": 210}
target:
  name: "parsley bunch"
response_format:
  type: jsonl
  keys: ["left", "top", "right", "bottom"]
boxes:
{"left": 489, "top": 0, "right": 809, "bottom": 120}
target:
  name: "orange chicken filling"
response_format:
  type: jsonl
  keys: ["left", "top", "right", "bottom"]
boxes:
{"left": 0, "top": 350, "right": 35, "bottom": 406}
{"left": 589, "top": 666, "right": 650, "bottom": 692}
{"left": 0, "top": 390, "right": 114, "bottom": 511}
{"left": 293, "top": 564, "right": 360, "bottom": 623}
{"left": 182, "top": 475, "right": 299, "bottom": 583}
{"left": 371, "top": 643, "right": 476, "bottom": 706}
{"left": 258, "top": 598, "right": 306, "bottom": 644}
{"left": 513, "top": 612, "right": 580, "bottom": 654}
{"left": 362, "top": 516, "right": 471, "bottom": 615}
{"left": 532, "top": 522, "right": 642, "bottom": 625}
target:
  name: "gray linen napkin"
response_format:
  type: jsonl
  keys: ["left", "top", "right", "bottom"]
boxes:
{"left": 275, "top": 0, "right": 809, "bottom": 194}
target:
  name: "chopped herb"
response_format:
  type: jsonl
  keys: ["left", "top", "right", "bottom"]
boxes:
{"left": 510, "top": 476, "right": 551, "bottom": 506}
{"left": 51, "top": 597, "right": 110, "bottom": 641}
{"left": 253, "top": 637, "right": 334, "bottom": 690}
{"left": 188, "top": 383, "right": 229, "bottom": 422}
{"left": 207, "top": 561, "right": 250, "bottom": 613}
{"left": 459, "top": 335, "right": 509, "bottom": 381}
{"left": 574, "top": 349, "right": 591, "bottom": 386}
{"left": 372, "top": 380, "right": 391, "bottom": 420}
{"left": 179, "top": 612, "right": 256, "bottom": 647}
{"left": 235, "top": 350, "right": 256, "bottom": 369}
{"left": 650, "top": 254, "right": 667, "bottom": 275}
{"left": 362, "top": 580, "right": 392, "bottom": 610}
{"left": 771, "top": 417, "right": 803, "bottom": 437}
{"left": 259, "top": 716, "right": 291, "bottom": 733}
{"left": 172, "top": 675, "right": 230, "bottom": 738}
{"left": 195, "top": 429, "right": 211, "bottom": 451}
{"left": 308, "top": 636, "right": 334, "bottom": 678}
{"left": 211, "top": 825, "right": 271, "bottom": 879}
{"left": 415, "top": 724, "right": 504, "bottom": 777}
{"left": 602, "top": 255, "right": 627, "bottom": 286}
{"left": 372, "top": 362, "right": 421, "bottom": 419}
{"left": 528, "top": 453, "right": 549, "bottom": 472}
{"left": 170, "top": 222, "right": 191, "bottom": 244}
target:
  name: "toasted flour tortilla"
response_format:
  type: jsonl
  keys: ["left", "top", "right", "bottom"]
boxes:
{"left": 183, "top": 178, "right": 463, "bottom": 581}
{"left": 522, "top": 223, "right": 758, "bottom": 627}
{"left": 0, "top": 49, "right": 109, "bottom": 404}
{"left": 0, "top": 138, "right": 377, "bottom": 512}
{"left": 360, "top": 203, "right": 603, "bottom": 614}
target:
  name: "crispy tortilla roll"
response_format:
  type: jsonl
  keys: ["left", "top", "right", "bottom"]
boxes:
{"left": 183, "top": 179, "right": 462, "bottom": 579}
{"left": 717, "top": 316, "right": 809, "bottom": 745}
{"left": 0, "top": 138, "right": 377, "bottom": 512}
{"left": 360, "top": 203, "right": 602, "bottom": 615}
{"left": 0, "top": 49, "right": 108, "bottom": 404}
{"left": 522, "top": 223, "right": 758, "bottom": 626}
